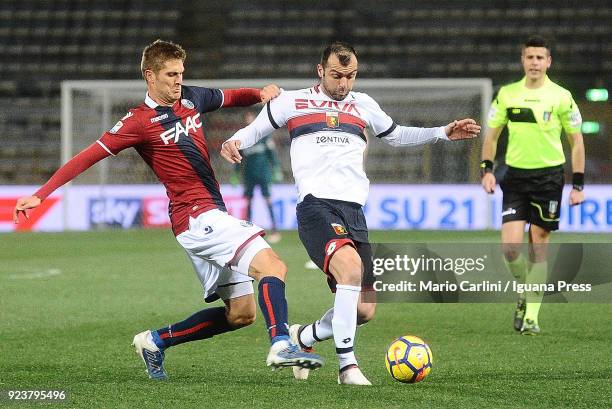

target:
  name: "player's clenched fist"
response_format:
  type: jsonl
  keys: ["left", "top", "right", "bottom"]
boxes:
{"left": 481, "top": 173, "right": 496, "bottom": 194}
{"left": 220, "top": 140, "right": 243, "bottom": 164}
{"left": 569, "top": 189, "right": 584, "bottom": 206}
{"left": 260, "top": 84, "right": 281, "bottom": 104}
{"left": 13, "top": 195, "right": 41, "bottom": 223}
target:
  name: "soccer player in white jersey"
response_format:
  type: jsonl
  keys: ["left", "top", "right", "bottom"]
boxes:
{"left": 221, "top": 42, "right": 480, "bottom": 385}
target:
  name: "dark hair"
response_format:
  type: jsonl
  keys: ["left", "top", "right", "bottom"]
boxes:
{"left": 141, "top": 39, "right": 186, "bottom": 80}
{"left": 321, "top": 41, "right": 357, "bottom": 67}
{"left": 523, "top": 35, "right": 551, "bottom": 53}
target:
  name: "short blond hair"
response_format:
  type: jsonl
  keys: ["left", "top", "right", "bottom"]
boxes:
{"left": 141, "top": 39, "right": 186, "bottom": 80}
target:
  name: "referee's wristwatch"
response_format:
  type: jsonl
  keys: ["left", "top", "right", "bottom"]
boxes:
{"left": 480, "top": 160, "right": 493, "bottom": 178}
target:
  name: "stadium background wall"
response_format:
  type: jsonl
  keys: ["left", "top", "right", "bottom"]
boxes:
{"left": 0, "top": 0, "right": 609, "bottom": 226}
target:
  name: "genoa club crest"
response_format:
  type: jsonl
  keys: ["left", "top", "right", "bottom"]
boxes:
{"left": 331, "top": 223, "right": 347, "bottom": 235}
{"left": 326, "top": 112, "right": 339, "bottom": 128}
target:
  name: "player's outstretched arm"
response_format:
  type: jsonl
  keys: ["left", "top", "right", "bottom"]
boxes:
{"left": 444, "top": 118, "right": 481, "bottom": 140}
{"left": 222, "top": 85, "right": 281, "bottom": 107}
{"left": 380, "top": 118, "right": 480, "bottom": 148}
{"left": 13, "top": 142, "right": 110, "bottom": 223}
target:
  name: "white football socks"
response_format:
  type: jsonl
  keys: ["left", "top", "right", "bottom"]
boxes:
{"left": 299, "top": 308, "right": 334, "bottom": 348}
{"left": 296, "top": 284, "right": 362, "bottom": 370}
{"left": 333, "top": 284, "right": 361, "bottom": 369}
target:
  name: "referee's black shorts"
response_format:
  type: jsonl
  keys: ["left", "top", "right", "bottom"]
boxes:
{"left": 499, "top": 165, "right": 564, "bottom": 231}
{"left": 296, "top": 194, "right": 374, "bottom": 292}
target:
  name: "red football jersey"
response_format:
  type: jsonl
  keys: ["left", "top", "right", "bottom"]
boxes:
{"left": 98, "top": 85, "right": 239, "bottom": 235}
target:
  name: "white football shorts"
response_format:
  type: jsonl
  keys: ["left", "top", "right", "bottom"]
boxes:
{"left": 176, "top": 209, "right": 270, "bottom": 301}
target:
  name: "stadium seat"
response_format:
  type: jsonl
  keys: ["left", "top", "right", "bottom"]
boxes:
{"left": 0, "top": 2, "right": 608, "bottom": 184}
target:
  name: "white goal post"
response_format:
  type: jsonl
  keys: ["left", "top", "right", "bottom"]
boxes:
{"left": 61, "top": 78, "right": 493, "bottom": 228}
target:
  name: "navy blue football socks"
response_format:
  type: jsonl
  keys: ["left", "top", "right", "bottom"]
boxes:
{"left": 153, "top": 307, "right": 233, "bottom": 349}
{"left": 151, "top": 277, "right": 291, "bottom": 349}
{"left": 258, "top": 276, "right": 290, "bottom": 344}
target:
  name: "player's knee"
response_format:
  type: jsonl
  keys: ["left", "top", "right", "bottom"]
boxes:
{"left": 265, "top": 254, "right": 287, "bottom": 281}
{"left": 530, "top": 226, "right": 550, "bottom": 244}
{"left": 337, "top": 270, "right": 361, "bottom": 286}
{"left": 528, "top": 227, "right": 550, "bottom": 262}
{"left": 249, "top": 248, "right": 287, "bottom": 281}
{"left": 502, "top": 244, "right": 522, "bottom": 262}
{"left": 334, "top": 266, "right": 361, "bottom": 286}
{"left": 529, "top": 243, "right": 549, "bottom": 263}
{"left": 357, "top": 301, "right": 376, "bottom": 324}
{"left": 227, "top": 309, "right": 256, "bottom": 328}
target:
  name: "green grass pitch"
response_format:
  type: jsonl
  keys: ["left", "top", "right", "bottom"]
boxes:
{"left": 1, "top": 229, "right": 611, "bottom": 408}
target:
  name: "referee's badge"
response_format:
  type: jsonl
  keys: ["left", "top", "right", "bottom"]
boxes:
{"left": 570, "top": 111, "right": 582, "bottom": 127}
{"left": 548, "top": 200, "right": 558, "bottom": 218}
{"left": 326, "top": 112, "right": 339, "bottom": 128}
{"left": 543, "top": 111, "right": 551, "bottom": 122}
{"left": 331, "top": 223, "right": 347, "bottom": 235}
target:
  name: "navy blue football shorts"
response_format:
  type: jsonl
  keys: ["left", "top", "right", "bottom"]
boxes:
{"left": 296, "top": 194, "right": 374, "bottom": 292}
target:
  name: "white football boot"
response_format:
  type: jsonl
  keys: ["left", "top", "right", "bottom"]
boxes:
{"left": 289, "top": 324, "right": 312, "bottom": 380}
{"left": 266, "top": 338, "right": 324, "bottom": 370}
{"left": 338, "top": 364, "right": 372, "bottom": 386}
{"left": 132, "top": 330, "right": 167, "bottom": 380}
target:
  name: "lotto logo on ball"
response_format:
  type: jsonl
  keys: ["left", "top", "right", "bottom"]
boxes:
{"left": 385, "top": 335, "right": 433, "bottom": 383}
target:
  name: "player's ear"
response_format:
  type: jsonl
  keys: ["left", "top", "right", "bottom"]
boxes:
{"left": 317, "top": 64, "right": 324, "bottom": 79}
{"left": 144, "top": 69, "right": 155, "bottom": 84}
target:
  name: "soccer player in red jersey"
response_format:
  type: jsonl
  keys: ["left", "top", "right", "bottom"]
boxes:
{"left": 13, "top": 39, "right": 322, "bottom": 380}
